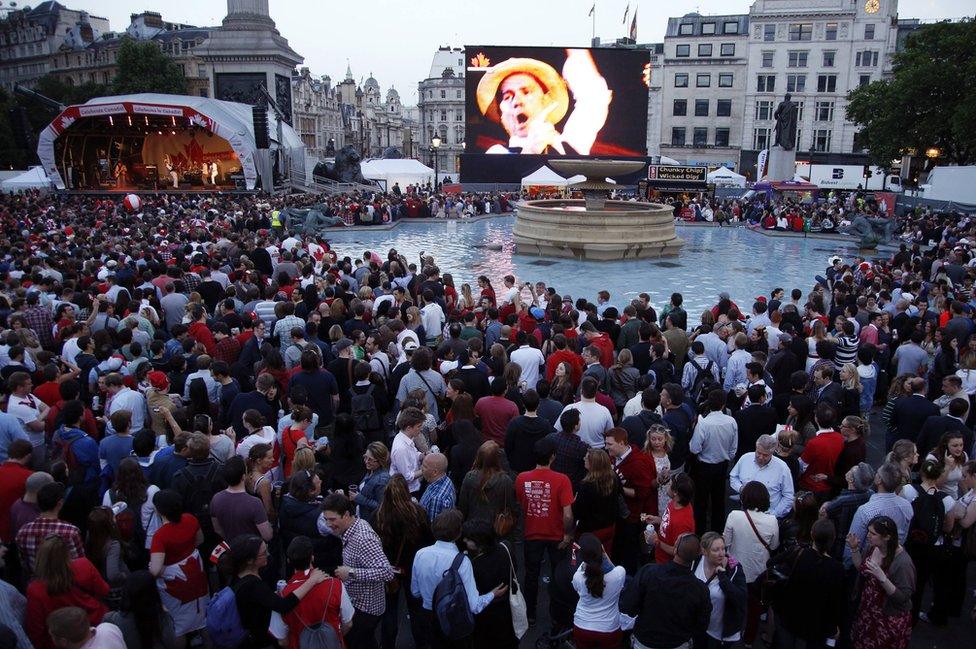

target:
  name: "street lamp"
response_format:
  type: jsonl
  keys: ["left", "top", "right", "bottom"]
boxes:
{"left": 431, "top": 136, "right": 441, "bottom": 189}
{"left": 925, "top": 147, "right": 940, "bottom": 159}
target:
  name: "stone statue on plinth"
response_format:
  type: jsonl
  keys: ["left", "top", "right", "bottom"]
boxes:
{"left": 773, "top": 93, "right": 798, "bottom": 151}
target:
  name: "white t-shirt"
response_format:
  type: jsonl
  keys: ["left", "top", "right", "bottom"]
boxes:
{"left": 510, "top": 345, "right": 545, "bottom": 391}
{"left": 572, "top": 563, "right": 626, "bottom": 633}
{"left": 5, "top": 392, "right": 44, "bottom": 446}
{"left": 555, "top": 401, "right": 613, "bottom": 448}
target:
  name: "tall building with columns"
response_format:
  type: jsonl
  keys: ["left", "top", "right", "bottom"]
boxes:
{"left": 417, "top": 46, "right": 465, "bottom": 180}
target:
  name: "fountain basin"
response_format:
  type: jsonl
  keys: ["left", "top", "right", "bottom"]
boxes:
{"left": 514, "top": 198, "right": 683, "bottom": 261}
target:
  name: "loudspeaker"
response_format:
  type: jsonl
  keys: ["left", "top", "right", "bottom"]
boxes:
{"left": 252, "top": 105, "right": 269, "bottom": 149}
{"left": 7, "top": 105, "right": 35, "bottom": 152}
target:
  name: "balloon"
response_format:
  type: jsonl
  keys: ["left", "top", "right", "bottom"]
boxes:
{"left": 123, "top": 194, "right": 142, "bottom": 213}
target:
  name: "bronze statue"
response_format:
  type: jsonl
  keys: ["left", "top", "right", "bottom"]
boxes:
{"left": 313, "top": 145, "right": 371, "bottom": 185}
{"left": 773, "top": 93, "right": 798, "bottom": 150}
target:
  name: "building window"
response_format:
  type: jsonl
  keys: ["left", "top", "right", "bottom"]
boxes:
{"left": 701, "top": 22, "right": 716, "bottom": 35}
{"left": 816, "top": 74, "right": 837, "bottom": 92}
{"left": 673, "top": 99, "right": 687, "bottom": 116}
{"left": 787, "top": 50, "right": 808, "bottom": 67}
{"left": 718, "top": 73, "right": 733, "bottom": 87}
{"left": 720, "top": 43, "right": 735, "bottom": 56}
{"left": 697, "top": 73, "right": 711, "bottom": 87}
{"left": 788, "top": 23, "right": 812, "bottom": 41}
{"left": 756, "top": 100, "right": 773, "bottom": 121}
{"left": 855, "top": 50, "right": 878, "bottom": 66}
{"left": 676, "top": 44, "right": 690, "bottom": 57}
{"left": 715, "top": 128, "right": 730, "bottom": 147}
{"left": 679, "top": 23, "right": 694, "bottom": 35}
{"left": 440, "top": 90, "right": 445, "bottom": 98}
{"left": 754, "top": 127, "right": 771, "bottom": 150}
{"left": 694, "top": 99, "right": 709, "bottom": 116}
{"left": 440, "top": 109, "right": 447, "bottom": 120}
{"left": 865, "top": 24, "right": 875, "bottom": 39}
{"left": 786, "top": 74, "right": 806, "bottom": 93}
{"left": 815, "top": 100, "right": 835, "bottom": 121}
{"left": 717, "top": 99, "right": 732, "bottom": 116}
{"left": 693, "top": 128, "right": 708, "bottom": 147}
{"left": 813, "top": 128, "right": 832, "bottom": 151}
{"left": 859, "top": 74, "right": 871, "bottom": 87}
{"left": 761, "top": 51, "right": 774, "bottom": 67}
{"left": 671, "top": 127, "right": 686, "bottom": 146}
{"left": 698, "top": 43, "right": 712, "bottom": 57}
{"left": 825, "top": 22, "right": 838, "bottom": 40}
{"left": 457, "top": 90, "right": 462, "bottom": 98}
{"left": 674, "top": 73, "right": 689, "bottom": 87}
{"left": 763, "top": 24, "right": 776, "bottom": 41}
{"left": 795, "top": 129, "right": 803, "bottom": 150}
{"left": 822, "top": 51, "right": 835, "bottom": 67}
{"left": 724, "top": 21, "right": 739, "bottom": 34}
{"left": 756, "top": 74, "right": 776, "bottom": 92}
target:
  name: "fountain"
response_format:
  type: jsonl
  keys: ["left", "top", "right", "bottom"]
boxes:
{"left": 513, "top": 160, "right": 683, "bottom": 261}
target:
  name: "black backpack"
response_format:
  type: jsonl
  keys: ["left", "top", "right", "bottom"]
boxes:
{"left": 689, "top": 359, "right": 719, "bottom": 404}
{"left": 907, "top": 486, "right": 945, "bottom": 547}
{"left": 350, "top": 384, "right": 382, "bottom": 433}
{"left": 174, "top": 461, "right": 222, "bottom": 535}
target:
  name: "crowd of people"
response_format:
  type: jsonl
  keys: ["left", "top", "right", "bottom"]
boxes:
{"left": 0, "top": 187, "right": 975, "bottom": 649}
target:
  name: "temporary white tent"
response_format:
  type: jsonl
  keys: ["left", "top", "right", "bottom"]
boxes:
{"left": 706, "top": 166, "right": 747, "bottom": 188}
{"left": 360, "top": 158, "right": 434, "bottom": 190}
{"left": 1, "top": 166, "right": 52, "bottom": 193}
{"left": 520, "top": 165, "right": 586, "bottom": 188}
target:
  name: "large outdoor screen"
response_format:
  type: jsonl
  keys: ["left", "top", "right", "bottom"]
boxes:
{"left": 464, "top": 45, "right": 650, "bottom": 157}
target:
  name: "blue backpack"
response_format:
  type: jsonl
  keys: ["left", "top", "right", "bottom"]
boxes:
{"left": 207, "top": 583, "right": 247, "bottom": 649}
{"left": 433, "top": 552, "right": 474, "bottom": 640}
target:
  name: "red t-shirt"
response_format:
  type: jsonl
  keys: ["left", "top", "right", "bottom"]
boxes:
{"left": 473, "top": 396, "right": 520, "bottom": 445}
{"left": 0, "top": 461, "right": 32, "bottom": 541}
{"left": 281, "top": 426, "right": 308, "bottom": 478}
{"left": 655, "top": 501, "right": 695, "bottom": 564}
{"left": 150, "top": 513, "right": 208, "bottom": 602}
{"left": 34, "top": 381, "right": 61, "bottom": 407}
{"left": 282, "top": 573, "right": 346, "bottom": 649}
{"left": 187, "top": 321, "right": 217, "bottom": 355}
{"left": 799, "top": 430, "right": 845, "bottom": 492}
{"left": 25, "top": 558, "right": 108, "bottom": 649}
{"left": 516, "top": 467, "right": 574, "bottom": 541}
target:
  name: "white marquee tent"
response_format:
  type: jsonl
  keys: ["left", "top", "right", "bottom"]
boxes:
{"left": 360, "top": 158, "right": 434, "bottom": 190}
{"left": 521, "top": 165, "right": 586, "bottom": 188}
{"left": 1, "top": 166, "right": 52, "bottom": 193}
{"left": 706, "top": 166, "right": 747, "bottom": 188}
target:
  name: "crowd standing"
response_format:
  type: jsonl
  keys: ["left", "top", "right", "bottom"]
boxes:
{"left": 0, "top": 188, "right": 975, "bottom": 649}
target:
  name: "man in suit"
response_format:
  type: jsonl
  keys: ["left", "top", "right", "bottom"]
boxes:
{"left": 580, "top": 345, "right": 608, "bottom": 392}
{"left": 813, "top": 365, "right": 843, "bottom": 412}
{"left": 916, "top": 397, "right": 973, "bottom": 458}
{"left": 887, "top": 376, "right": 940, "bottom": 452}
{"left": 733, "top": 384, "right": 778, "bottom": 462}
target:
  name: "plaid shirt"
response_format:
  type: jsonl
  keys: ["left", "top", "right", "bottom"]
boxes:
{"left": 182, "top": 273, "right": 202, "bottom": 293}
{"left": 15, "top": 516, "right": 85, "bottom": 574}
{"left": 213, "top": 335, "right": 242, "bottom": 365}
{"left": 341, "top": 517, "right": 394, "bottom": 615}
{"left": 22, "top": 306, "right": 54, "bottom": 348}
{"left": 273, "top": 315, "right": 306, "bottom": 347}
{"left": 547, "top": 431, "right": 588, "bottom": 490}
{"left": 419, "top": 475, "right": 456, "bottom": 523}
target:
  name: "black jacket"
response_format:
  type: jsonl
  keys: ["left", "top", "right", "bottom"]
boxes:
{"left": 277, "top": 495, "right": 341, "bottom": 570}
{"left": 620, "top": 561, "right": 711, "bottom": 649}
{"left": 504, "top": 415, "right": 555, "bottom": 474}
{"left": 890, "top": 394, "right": 940, "bottom": 444}
{"left": 916, "top": 414, "right": 973, "bottom": 458}
{"left": 733, "top": 405, "right": 778, "bottom": 461}
{"left": 621, "top": 410, "right": 665, "bottom": 451}
{"left": 771, "top": 546, "right": 845, "bottom": 641}
{"left": 690, "top": 558, "right": 747, "bottom": 641}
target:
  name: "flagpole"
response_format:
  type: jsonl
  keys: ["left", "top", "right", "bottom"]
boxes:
{"left": 592, "top": 5, "right": 596, "bottom": 41}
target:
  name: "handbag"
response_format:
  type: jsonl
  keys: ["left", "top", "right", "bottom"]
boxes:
{"left": 500, "top": 542, "right": 528, "bottom": 639}
{"left": 743, "top": 509, "right": 791, "bottom": 607}
{"left": 415, "top": 370, "right": 450, "bottom": 418}
{"left": 493, "top": 488, "right": 516, "bottom": 538}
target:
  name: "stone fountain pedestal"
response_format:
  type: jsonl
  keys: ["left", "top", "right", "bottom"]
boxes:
{"left": 513, "top": 160, "right": 683, "bottom": 260}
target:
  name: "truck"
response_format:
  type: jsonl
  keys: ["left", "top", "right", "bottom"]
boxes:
{"left": 804, "top": 164, "right": 902, "bottom": 192}
{"left": 919, "top": 166, "right": 976, "bottom": 204}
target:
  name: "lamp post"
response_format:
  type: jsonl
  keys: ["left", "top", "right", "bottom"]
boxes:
{"left": 431, "top": 136, "right": 441, "bottom": 190}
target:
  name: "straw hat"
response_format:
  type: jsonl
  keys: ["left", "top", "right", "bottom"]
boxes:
{"left": 475, "top": 57, "right": 569, "bottom": 125}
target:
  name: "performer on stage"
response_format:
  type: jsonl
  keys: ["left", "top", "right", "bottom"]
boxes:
{"left": 165, "top": 155, "right": 178, "bottom": 188}
{"left": 113, "top": 161, "right": 128, "bottom": 188}
{"left": 209, "top": 161, "right": 219, "bottom": 186}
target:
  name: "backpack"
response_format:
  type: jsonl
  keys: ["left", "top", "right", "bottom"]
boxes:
{"left": 907, "top": 486, "right": 945, "bottom": 547}
{"left": 296, "top": 580, "right": 342, "bottom": 649}
{"left": 206, "top": 583, "right": 248, "bottom": 649}
{"left": 109, "top": 489, "right": 149, "bottom": 568}
{"left": 174, "top": 461, "right": 222, "bottom": 534}
{"left": 689, "top": 359, "right": 719, "bottom": 405}
{"left": 433, "top": 552, "right": 475, "bottom": 640}
{"left": 53, "top": 430, "right": 87, "bottom": 486}
{"left": 350, "top": 384, "right": 382, "bottom": 433}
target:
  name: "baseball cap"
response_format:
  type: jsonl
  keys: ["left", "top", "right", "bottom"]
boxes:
{"left": 403, "top": 339, "right": 419, "bottom": 352}
{"left": 147, "top": 371, "right": 169, "bottom": 391}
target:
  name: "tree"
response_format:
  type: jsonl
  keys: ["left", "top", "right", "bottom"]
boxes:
{"left": 847, "top": 20, "right": 976, "bottom": 167}
{"left": 112, "top": 37, "right": 187, "bottom": 96}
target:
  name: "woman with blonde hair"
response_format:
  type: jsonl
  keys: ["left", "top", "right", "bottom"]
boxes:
{"left": 839, "top": 363, "right": 863, "bottom": 419}
{"left": 458, "top": 441, "right": 518, "bottom": 534}
{"left": 574, "top": 448, "right": 621, "bottom": 551}
{"left": 459, "top": 283, "right": 477, "bottom": 312}
{"left": 644, "top": 424, "right": 675, "bottom": 514}
{"left": 806, "top": 320, "right": 828, "bottom": 372}
{"left": 354, "top": 441, "right": 392, "bottom": 522}
{"left": 405, "top": 306, "right": 426, "bottom": 345}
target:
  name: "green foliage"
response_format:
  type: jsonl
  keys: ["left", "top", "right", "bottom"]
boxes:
{"left": 112, "top": 37, "right": 187, "bottom": 96}
{"left": 846, "top": 20, "right": 976, "bottom": 167}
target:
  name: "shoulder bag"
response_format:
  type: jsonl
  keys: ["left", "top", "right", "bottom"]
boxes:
{"left": 385, "top": 537, "right": 406, "bottom": 594}
{"left": 415, "top": 370, "right": 449, "bottom": 419}
{"left": 745, "top": 509, "right": 795, "bottom": 608}
{"left": 500, "top": 541, "right": 528, "bottom": 639}
{"left": 493, "top": 482, "right": 516, "bottom": 538}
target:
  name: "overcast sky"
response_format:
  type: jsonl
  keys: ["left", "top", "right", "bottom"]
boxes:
{"left": 69, "top": 0, "right": 972, "bottom": 103}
